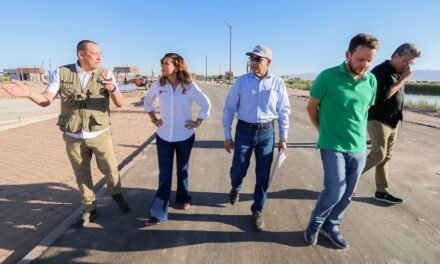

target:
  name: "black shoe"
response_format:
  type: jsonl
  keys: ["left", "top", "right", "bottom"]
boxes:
{"left": 304, "top": 222, "right": 321, "bottom": 245}
{"left": 76, "top": 209, "right": 97, "bottom": 228}
{"left": 320, "top": 228, "right": 349, "bottom": 249}
{"left": 253, "top": 211, "right": 264, "bottom": 232}
{"left": 229, "top": 189, "right": 239, "bottom": 205}
{"left": 112, "top": 193, "right": 130, "bottom": 213}
{"left": 374, "top": 191, "right": 404, "bottom": 204}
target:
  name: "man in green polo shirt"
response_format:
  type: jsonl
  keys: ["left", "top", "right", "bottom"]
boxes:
{"left": 304, "top": 33, "right": 379, "bottom": 249}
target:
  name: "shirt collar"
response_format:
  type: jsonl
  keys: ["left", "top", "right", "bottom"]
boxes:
{"left": 384, "top": 60, "right": 398, "bottom": 74}
{"left": 251, "top": 71, "right": 272, "bottom": 80}
{"left": 339, "top": 61, "right": 350, "bottom": 75}
{"left": 165, "top": 80, "right": 182, "bottom": 89}
{"left": 75, "top": 62, "right": 96, "bottom": 75}
{"left": 339, "top": 61, "right": 369, "bottom": 81}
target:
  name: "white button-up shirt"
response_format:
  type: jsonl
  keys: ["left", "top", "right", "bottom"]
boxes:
{"left": 144, "top": 80, "right": 211, "bottom": 142}
{"left": 45, "top": 63, "right": 119, "bottom": 139}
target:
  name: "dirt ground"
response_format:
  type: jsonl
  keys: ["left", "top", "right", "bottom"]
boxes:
{"left": 1, "top": 82, "right": 439, "bottom": 128}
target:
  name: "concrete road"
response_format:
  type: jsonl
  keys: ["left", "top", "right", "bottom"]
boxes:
{"left": 34, "top": 83, "right": 440, "bottom": 263}
{"left": 0, "top": 99, "right": 60, "bottom": 131}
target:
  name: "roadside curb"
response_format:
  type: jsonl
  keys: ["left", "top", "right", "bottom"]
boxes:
{"left": 0, "top": 114, "right": 58, "bottom": 132}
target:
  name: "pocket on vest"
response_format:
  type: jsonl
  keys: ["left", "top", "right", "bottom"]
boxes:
{"left": 88, "top": 113, "right": 110, "bottom": 132}
{"left": 57, "top": 115, "right": 81, "bottom": 133}
{"left": 60, "top": 88, "right": 78, "bottom": 106}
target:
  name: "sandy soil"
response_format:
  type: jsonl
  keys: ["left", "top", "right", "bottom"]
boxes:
{"left": 1, "top": 82, "right": 438, "bottom": 128}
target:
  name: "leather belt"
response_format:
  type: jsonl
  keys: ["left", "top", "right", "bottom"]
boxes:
{"left": 238, "top": 120, "right": 273, "bottom": 130}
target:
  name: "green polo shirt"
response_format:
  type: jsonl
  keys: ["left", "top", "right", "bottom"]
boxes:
{"left": 310, "top": 62, "right": 377, "bottom": 152}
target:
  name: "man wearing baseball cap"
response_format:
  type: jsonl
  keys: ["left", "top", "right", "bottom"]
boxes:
{"left": 222, "top": 44, "right": 291, "bottom": 231}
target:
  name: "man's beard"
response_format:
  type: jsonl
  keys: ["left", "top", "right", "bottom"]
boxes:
{"left": 347, "top": 59, "right": 365, "bottom": 75}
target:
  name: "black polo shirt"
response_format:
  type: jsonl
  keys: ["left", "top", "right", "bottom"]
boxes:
{"left": 368, "top": 60, "right": 404, "bottom": 128}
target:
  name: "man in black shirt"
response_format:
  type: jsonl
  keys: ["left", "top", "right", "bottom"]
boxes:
{"left": 363, "top": 43, "right": 421, "bottom": 204}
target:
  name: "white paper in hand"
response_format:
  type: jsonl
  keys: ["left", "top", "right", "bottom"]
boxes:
{"left": 106, "top": 70, "right": 113, "bottom": 79}
{"left": 276, "top": 151, "right": 286, "bottom": 169}
{"left": 268, "top": 150, "right": 287, "bottom": 188}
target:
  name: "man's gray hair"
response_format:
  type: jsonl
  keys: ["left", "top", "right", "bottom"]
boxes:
{"left": 392, "top": 43, "right": 421, "bottom": 58}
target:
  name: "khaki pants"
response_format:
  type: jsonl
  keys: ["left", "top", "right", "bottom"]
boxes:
{"left": 363, "top": 120, "right": 398, "bottom": 192}
{"left": 63, "top": 131, "right": 121, "bottom": 211}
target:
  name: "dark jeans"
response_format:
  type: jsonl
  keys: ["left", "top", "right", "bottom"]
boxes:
{"left": 149, "top": 133, "right": 195, "bottom": 222}
{"left": 230, "top": 121, "right": 275, "bottom": 214}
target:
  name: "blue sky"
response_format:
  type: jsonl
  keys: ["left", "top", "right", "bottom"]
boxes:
{"left": 0, "top": 0, "right": 439, "bottom": 77}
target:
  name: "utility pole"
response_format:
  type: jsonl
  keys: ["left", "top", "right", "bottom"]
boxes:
{"left": 205, "top": 55, "right": 208, "bottom": 82}
{"left": 48, "top": 59, "right": 52, "bottom": 79}
{"left": 224, "top": 19, "right": 232, "bottom": 84}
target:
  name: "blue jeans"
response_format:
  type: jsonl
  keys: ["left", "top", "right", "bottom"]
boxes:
{"left": 308, "top": 150, "right": 366, "bottom": 231}
{"left": 149, "top": 134, "right": 195, "bottom": 222}
{"left": 230, "top": 121, "right": 274, "bottom": 214}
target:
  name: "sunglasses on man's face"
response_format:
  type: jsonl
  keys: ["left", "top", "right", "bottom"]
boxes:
{"left": 249, "top": 56, "right": 266, "bottom": 62}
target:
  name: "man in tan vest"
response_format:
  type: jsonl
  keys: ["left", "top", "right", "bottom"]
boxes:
{"left": 1, "top": 40, "right": 130, "bottom": 227}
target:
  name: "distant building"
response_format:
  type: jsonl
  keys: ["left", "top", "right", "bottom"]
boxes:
{"left": 225, "top": 71, "right": 234, "bottom": 80}
{"left": 3, "top": 69, "right": 20, "bottom": 81}
{"left": 17, "top": 67, "right": 45, "bottom": 81}
{"left": 3, "top": 67, "right": 45, "bottom": 82}
{"left": 0, "top": 71, "right": 6, "bottom": 82}
{"left": 113, "top": 66, "right": 139, "bottom": 82}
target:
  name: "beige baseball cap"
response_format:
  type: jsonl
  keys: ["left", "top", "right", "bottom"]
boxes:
{"left": 245, "top": 44, "right": 272, "bottom": 60}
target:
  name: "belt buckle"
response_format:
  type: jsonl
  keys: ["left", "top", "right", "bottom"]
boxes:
{"left": 256, "top": 123, "right": 262, "bottom": 129}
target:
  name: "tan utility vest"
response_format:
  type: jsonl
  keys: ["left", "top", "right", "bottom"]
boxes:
{"left": 57, "top": 64, "right": 111, "bottom": 133}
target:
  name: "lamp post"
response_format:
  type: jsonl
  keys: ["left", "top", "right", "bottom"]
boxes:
{"left": 205, "top": 55, "right": 208, "bottom": 82}
{"left": 224, "top": 19, "right": 232, "bottom": 84}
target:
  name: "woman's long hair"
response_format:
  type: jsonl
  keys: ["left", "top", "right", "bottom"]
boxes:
{"left": 159, "top": 53, "right": 193, "bottom": 88}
